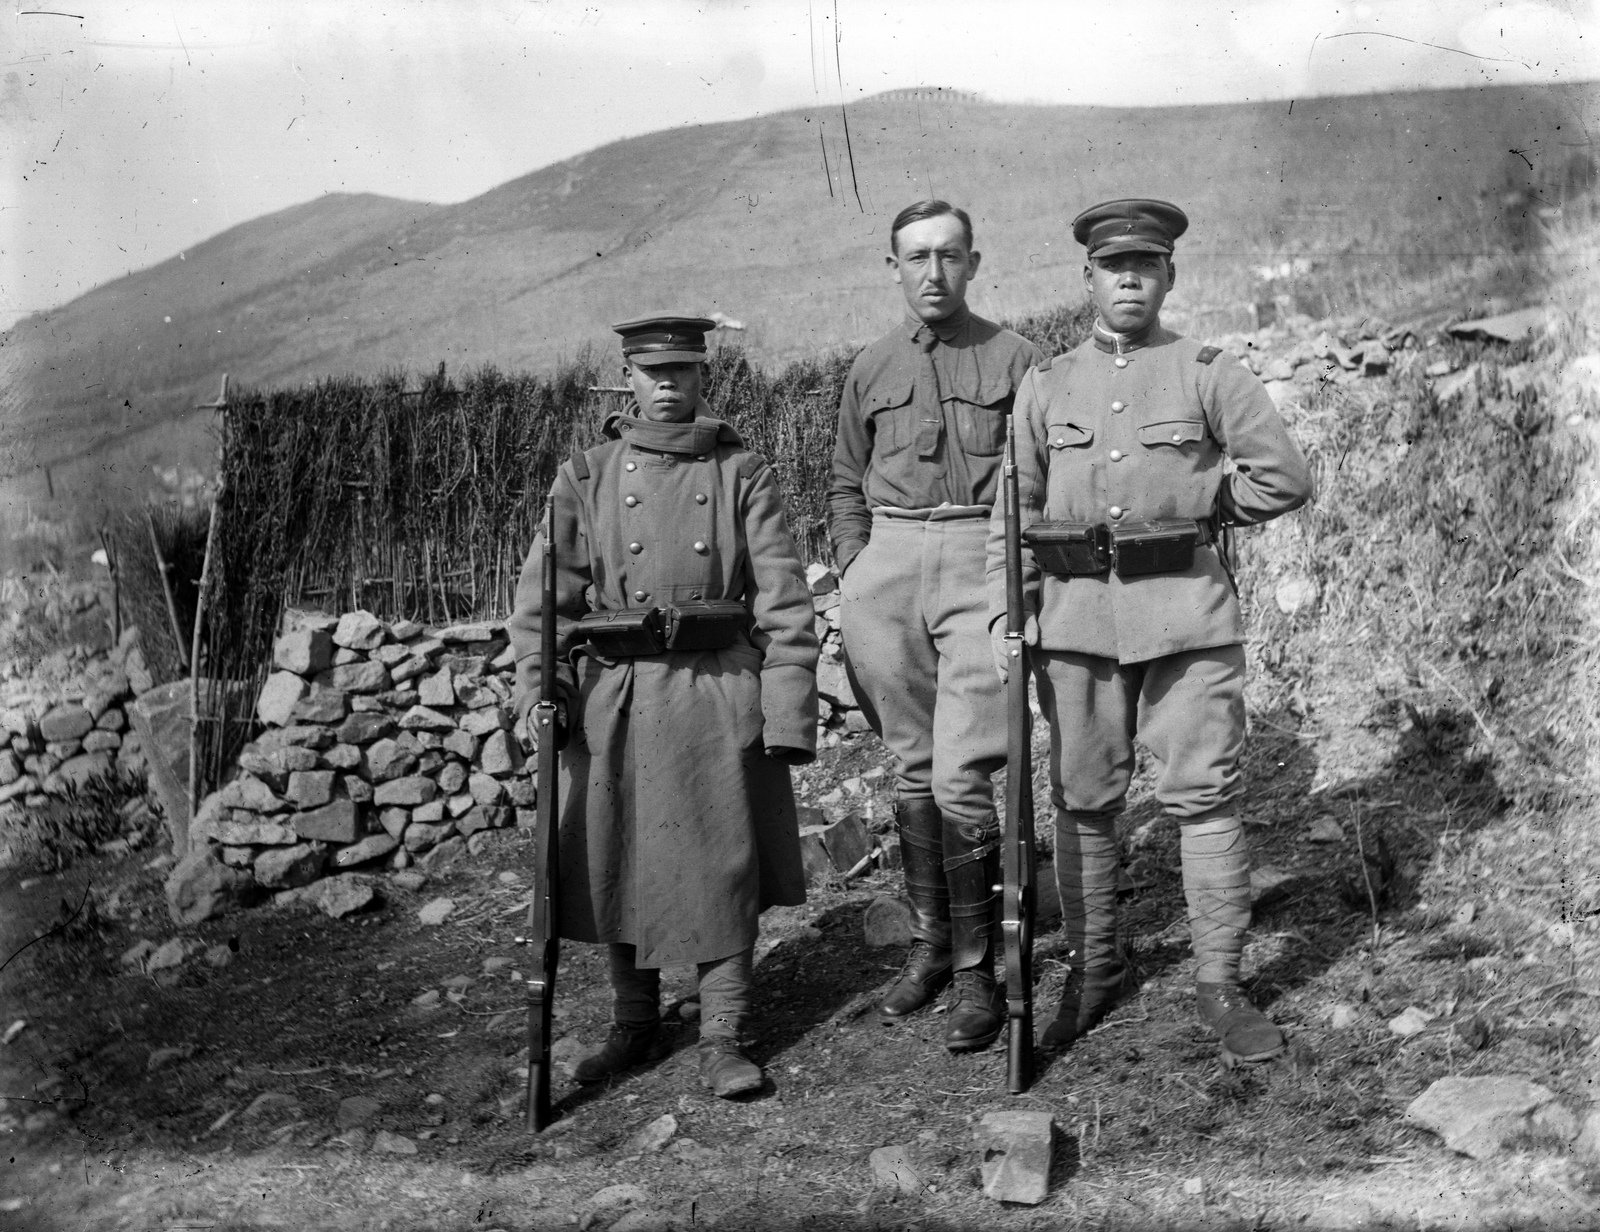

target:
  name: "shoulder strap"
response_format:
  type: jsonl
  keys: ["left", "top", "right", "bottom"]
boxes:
{"left": 1196, "top": 345, "right": 1223, "bottom": 365}
{"left": 1033, "top": 355, "right": 1055, "bottom": 373}
{"left": 569, "top": 449, "right": 591, "bottom": 480}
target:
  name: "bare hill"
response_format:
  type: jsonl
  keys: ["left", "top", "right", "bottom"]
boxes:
{"left": 2, "top": 82, "right": 1595, "bottom": 511}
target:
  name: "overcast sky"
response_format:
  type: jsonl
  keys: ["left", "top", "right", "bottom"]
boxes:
{"left": 3, "top": 0, "right": 1597, "bottom": 332}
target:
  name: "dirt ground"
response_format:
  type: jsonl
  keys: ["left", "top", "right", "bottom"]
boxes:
{"left": 4, "top": 697, "right": 1598, "bottom": 1232}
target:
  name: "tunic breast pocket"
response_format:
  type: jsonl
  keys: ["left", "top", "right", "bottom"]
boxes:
{"left": 952, "top": 401, "right": 1008, "bottom": 455}
{"left": 1045, "top": 423, "right": 1095, "bottom": 452}
{"left": 866, "top": 384, "right": 917, "bottom": 457}
{"left": 1136, "top": 419, "right": 1206, "bottom": 451}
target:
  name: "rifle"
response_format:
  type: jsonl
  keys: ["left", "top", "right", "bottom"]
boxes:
{"left": 524, "top": 502, "right": 562, "bottom": 1131}
{"left": 1001, "top": 410, "right": 1037, "bottom": 1094}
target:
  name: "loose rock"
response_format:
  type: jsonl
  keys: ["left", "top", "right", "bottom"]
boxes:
{"left": 1406, "top": 1076, "right": 1566, "bottom": 1159}
{"left": 863, "top": 896, "right": 914, "bottom": 948}
{"left": 418, "top": 897, "right": 455, "bottom": 926}
{"left": 975, "top": 1110, "right": 1053, "bottom": 1205}
{"left": 868, "top": 1145, "right": 926, "bottom": 1196}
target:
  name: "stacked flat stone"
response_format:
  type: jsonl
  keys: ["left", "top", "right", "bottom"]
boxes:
{"left": 187, "top": 609, "right": 532, "bottom": 898}
{"left": 0, "top": 627, "right": 152, "bottom": 811}
{"left": 806, "top": 564, "right": 867, "bottom": 739}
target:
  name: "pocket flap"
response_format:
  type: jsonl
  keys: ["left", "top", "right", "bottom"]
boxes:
{"left": 950, "top": 370, "right": 1021, "bottom": 409}
{"left": 1044, "top": 422, "right": 1094, "bottom": 449}
{"left": 1138, "top": 419, "right": 1206, "bottom": 447}
{"left": 863, "top": 382, "right": 914, "bottom": 413}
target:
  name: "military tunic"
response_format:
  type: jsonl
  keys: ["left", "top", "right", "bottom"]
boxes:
{"left": 828, "top": 309, "right": 1041, "bottom": 826}
{"left": 509, "top": 406, "right": 819, "bottom": 968}
{"left": 986, "top": 324, "right": 1313, "bottom": 663}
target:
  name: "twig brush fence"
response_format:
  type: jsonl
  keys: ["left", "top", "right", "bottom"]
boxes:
{"left": 188, "top": 305, "right": 1097, "bottom": 798}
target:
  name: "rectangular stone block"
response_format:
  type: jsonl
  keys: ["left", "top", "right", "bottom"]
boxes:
{"left": 256, "top": 671, "right": 308, "bottom": 727}
{"left": 798, "top": 825, "right": 833, "bottom": 884}
{"left": 291, "top": 686, "right": 348, "bottom": 724}
{"left": 821, "top": 813, "right": 872, "bottom": 873}
{"left": 374, "top": 775, "right": 437, "bottom": 807}
{"left": 273, "top": 627, "right": 333, "bottom": 676}
{"left": 335, "top": 833, "right": 400, "bottom": 868}
{"left": 293, "top": 799, "right": 361, "bottom": 844}
{"left": 316, "top": 662, "right": 392, "bottom": 694}
{"left": 287, "top": 769, "right": 337, "bottom": 808}
{"left": 976, "top": 1111, "right": 1053, "bottom": 1205}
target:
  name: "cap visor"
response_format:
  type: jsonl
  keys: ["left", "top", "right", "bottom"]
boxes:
{"left": 1091, "top": 238, "right": 1173, "bottom": 258}
{"left": 627, "top": 350, "right": 707, "bottom": 366}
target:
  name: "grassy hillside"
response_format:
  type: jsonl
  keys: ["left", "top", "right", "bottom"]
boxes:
{"left": 2, "top": 81, "right": 1595, "bottom": 523}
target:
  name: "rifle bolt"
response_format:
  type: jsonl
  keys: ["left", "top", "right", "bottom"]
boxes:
{"left": 513, "top": 936, "right": 528, "bottom": 946}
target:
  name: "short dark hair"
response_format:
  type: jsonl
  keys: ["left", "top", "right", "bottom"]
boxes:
{"left": 890, "top": 200, "right": 974, "bottom": 254}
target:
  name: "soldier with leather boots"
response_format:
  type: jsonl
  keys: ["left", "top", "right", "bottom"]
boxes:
{"left": 986, "top": 200, "right": 1313, "bottom": 1066}
{"left": 509, "top": 316, "right": 819, "bottom": 1099}
{"left": 828, "top": 201, "right": 1043, "bottom": 1052}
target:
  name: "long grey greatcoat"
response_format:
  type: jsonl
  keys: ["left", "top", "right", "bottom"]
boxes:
{"left": 509, "top": 405, "right": 819, "bottom": 968}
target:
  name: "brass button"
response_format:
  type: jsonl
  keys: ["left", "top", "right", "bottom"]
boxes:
{"left": 1109, "top": 449, "right": 1124, "bottom": 462}
{"left": 634, "top": 590, "right": 648, "bottom": 602}
{"left": 1111, "top": 400, "right": 1125, "bottom": 412}
{"left": 625, "top": 461, "right": 637, "bottom": 472}
{"left": 1053, "top": 437, "right": 1065, "bottom": 447}
{"left": 693, "top": 541, "right": 708, "bottom": 554}
{"left": 695, "top": 493, "right": 708, "bottom": 504}
{"left": 629, "top": 542, "right": 642, "bottom": 554}
{"left": 624, "top": 495, "right": 638, "bottom": 507}
{"left": 1114, "top": 356, "right": 1128, "bottom": 369}
{"left": 1108, "top": 506, "right": 1124, "bottom": 519}
{"left": 1171, "top": 432, "right": 1183, "bottom": 443}
{"left": 696, "top": 454, "right": 707, "bottom": 461}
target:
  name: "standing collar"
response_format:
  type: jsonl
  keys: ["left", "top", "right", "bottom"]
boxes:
{"left": 1091, "top": 317, "right": 1161, "bottom": 355}
{"left": 903, "top": 303, "right": 971, "bottom": 343}
{"left": 602, "top": 401, "right": 744, "bottom": 453}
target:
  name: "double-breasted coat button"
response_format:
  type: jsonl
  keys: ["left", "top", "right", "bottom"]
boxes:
{"left": 693, "top": 541, "right": 708, "bottom": 554}
{"left": 1172, "top": 432, "right": 1184, "bottom": 442}
{"left": 1114, "top": 356, "right": 1128, "bottom": 368}
{"left": 1108, "top": 505, "right": 1124, "bottom": 519}
{"left": 624, "top": 495, "right": 639, "bottom": 507}
{"left": 1111, "top": 400, "right": 1125, "bottom": 412}
{"left": 634, "top": 590, "right": 648, "bottom": 602}
{"left": 625, "top": 461, "right": 637, "bottom": 472}
{"left": 1109, "top": 449, "right": 1124, "bottom": 462}
{"left": 628, "top": 542, "right": 642, "bottom": 554}
{"left": 694, "top": 493, "right": 708, "bottom": 504}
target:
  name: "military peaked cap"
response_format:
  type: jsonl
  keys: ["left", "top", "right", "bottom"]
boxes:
{"left": 612, "top": 315, "right": 717, "bottom": 365}
{"left": 1072, "top": 199, "right": 1189, "bottom": 258}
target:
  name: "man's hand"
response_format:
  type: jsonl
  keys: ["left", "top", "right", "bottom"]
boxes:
{"left": 519, "top": 699, "right": 569, "bottom": 754}
{"left": 990, "top": 615, "right": 1039, "bottom": 684}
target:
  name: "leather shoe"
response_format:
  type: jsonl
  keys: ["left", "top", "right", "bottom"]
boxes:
{"left": 944, "top": 969, "right": 1005, "bottom": 1053}
{"left": 877, "top": 940, "right": 953, "bottom": 1024}
{"left": 1195, "top": 982, "right": 1285, "bottom": 1067}
{"left": 1040, "top": 961, "right": 1136, "bottom": 1051}
{"left": 698, "top": 1038, "right": 763, "bottom": 1098}
{"left": 574, "top": 1020, "right": 660, "bottom": 1083}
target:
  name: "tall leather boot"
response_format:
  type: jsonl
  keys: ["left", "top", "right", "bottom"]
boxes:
{"left": 943, "top": 813, "right": 1004, "bottom": 1053}
{"left": 877, "top": 798, "right": 953, "bottom": 1024}
{"left": 1041, "top": 809, "right": 1134, "bottom": 1051}
{"left": 1182, "top": 815, "right": 1284, "bottom": 1067}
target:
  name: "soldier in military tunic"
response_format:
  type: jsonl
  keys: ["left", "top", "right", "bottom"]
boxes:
{"left": 509, "top": 316, "right": 819, "bottom": 1098}
{"left": 986, "top": 200, "right": 1313, "bottom": 1065}
{"left": 828, "top": 201, "right": 1043, "bottom": 1052}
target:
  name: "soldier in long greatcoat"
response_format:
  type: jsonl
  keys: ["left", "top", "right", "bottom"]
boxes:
{"left": 509, "top": 315, "right": 818, "bottom": 1098}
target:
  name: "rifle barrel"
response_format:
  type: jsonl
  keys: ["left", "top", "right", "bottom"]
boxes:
{"left": 1001, "top": 413, "right": 1036, "bottom": 1094}
{"left": 526, "top": 503, "right": 562, "bottom": 1131}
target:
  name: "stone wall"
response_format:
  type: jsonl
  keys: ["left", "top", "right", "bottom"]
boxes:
{"left": 0, "top": 630, "right": 152, "bottom": 818}
{"left": 172, "top": 564, "right": 867, "bottom": 921}
{"left": 181, "top": 610, "right": 533, "bottom": 909}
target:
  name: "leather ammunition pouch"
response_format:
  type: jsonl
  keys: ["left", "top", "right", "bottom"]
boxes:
{"left": 577, "top": 607, "right": 666, "bottom": 656}
{"left": 662, "top": 599, "right": 749, "bottom": 650}
{"left": 1025, "top": 519, "right": 1212, "bottom": 578}
{"left": 578, "top": 600, "right": 748, "bottom": 657}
